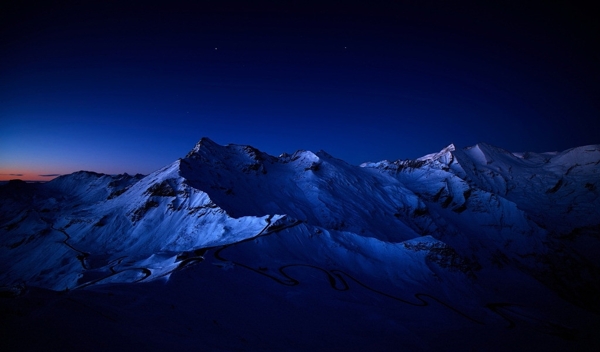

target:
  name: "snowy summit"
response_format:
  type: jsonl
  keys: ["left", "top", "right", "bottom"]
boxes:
{"left": 1, "top": 138, "right": 600, "bottom": 351}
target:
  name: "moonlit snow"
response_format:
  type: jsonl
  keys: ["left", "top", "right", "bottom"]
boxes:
{"left": 1, "top": 138, "right": 599, "bottom": 351}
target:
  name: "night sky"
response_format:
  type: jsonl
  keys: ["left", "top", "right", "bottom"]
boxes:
{"left": 1, "top": 1, "right": 598, "bottom": 181}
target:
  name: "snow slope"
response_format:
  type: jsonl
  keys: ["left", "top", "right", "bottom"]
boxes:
{"left": 1, "top": 138, "right": 599, "bottom": 351}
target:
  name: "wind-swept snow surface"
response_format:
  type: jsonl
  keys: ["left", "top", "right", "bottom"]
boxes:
{"left": 1, "top": 138, "right": 599, "bottom": 351}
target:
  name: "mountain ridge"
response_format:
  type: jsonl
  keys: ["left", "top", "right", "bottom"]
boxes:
{"left": 1, "top": 138, "right": 599, "bottom": 351}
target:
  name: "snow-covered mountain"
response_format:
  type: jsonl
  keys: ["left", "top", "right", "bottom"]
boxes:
{"left": 1, "top": 138, "right": 599, "bottom": 351}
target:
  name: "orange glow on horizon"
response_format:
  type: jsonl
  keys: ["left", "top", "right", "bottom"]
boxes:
{"left": 0, "top": 168, "right": 61, "bottom": 182}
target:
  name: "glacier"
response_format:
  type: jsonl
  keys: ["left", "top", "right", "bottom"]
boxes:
{"left": 1, "top": 138, "right": 599, "bottom": 351}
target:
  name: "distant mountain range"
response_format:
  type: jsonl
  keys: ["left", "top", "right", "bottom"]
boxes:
{"left": 2, "top": 138, "right": 599, "bottom": 351}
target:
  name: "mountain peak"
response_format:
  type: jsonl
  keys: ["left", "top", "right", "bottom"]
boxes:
{"left": 185, "top": 137, "right": 221, "bottom": 158}
{"left": 196, "top": 136, "right": 219, "bottom": 149}
{"left": 444, "top": 143, "right": 456, "bottom": 152}
{"left": 416, "top": 143, "right": 456, "bottom": 163}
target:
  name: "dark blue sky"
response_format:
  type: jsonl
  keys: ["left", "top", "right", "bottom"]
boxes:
{"left": 1, "top": 1, "right": 598, "bottom": 180}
